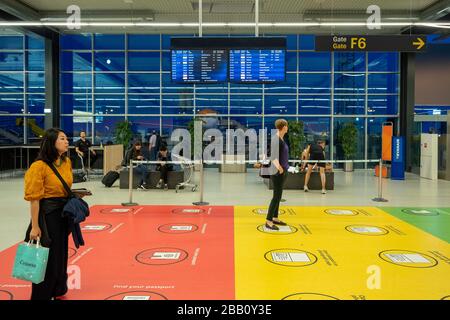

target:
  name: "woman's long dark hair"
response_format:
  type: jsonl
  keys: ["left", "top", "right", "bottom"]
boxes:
{"left": 132, "top": 140, "right": 142, "bottom": 159}
{"left": 36, "top": 128, "right": 67, "bottom": 163}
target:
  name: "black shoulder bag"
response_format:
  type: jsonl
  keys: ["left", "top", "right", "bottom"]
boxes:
{"left": 46, "top": 162, "right": 90, "bottom": 219}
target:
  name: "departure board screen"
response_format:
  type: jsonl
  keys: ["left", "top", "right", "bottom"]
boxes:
{"left": 229, "top": 49, "right": 285, "bottom": 83}
{"left": 171, "top": 49, "right": 228, "bottom": 83}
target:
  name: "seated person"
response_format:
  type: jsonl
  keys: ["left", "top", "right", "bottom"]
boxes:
{"left": 156, "top": 146, "right": 173, "bottom": 190}
{"left": 75, "top": 130, "right": 97, "bottom": 171}
{"left": 122, "top": 141, "right": 149, "bottom": 190}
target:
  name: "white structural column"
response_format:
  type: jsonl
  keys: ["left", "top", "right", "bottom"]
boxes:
{"left": 199, "top": 0, "right": 203, "bottom": 37}
{"left": 255, "top": 0, "right": 259, "bottom": 37}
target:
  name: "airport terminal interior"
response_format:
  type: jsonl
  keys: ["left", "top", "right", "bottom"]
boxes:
{"left": 0, "top": 0, "right": 449, "bottom": 300}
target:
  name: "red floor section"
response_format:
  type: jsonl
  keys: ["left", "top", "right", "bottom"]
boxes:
{"left": 0, "top": 205, "right": 235, "bottom": 300}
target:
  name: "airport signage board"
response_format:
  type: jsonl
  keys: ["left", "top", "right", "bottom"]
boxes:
{"left": 315, "top": 35, "right": 426, "bottom": 52}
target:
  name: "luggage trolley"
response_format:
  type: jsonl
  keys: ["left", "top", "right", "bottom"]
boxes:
{"left": 172, "top": 154, "right": 198, "bottom": 193}
{"left": 74, "top": 153, "right": 88, "bottom": 183}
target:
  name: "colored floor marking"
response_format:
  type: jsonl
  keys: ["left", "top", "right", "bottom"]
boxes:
{"left": 0, "top": 205, "right": 235, "bottom": 300}
{"left": 380, "top": 207, "right": 450, "bottom": 243}
{"left": 234, "top": 206, "right": 450, "bottom": 300}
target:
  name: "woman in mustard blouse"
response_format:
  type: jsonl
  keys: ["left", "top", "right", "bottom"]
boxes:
{"left": 24, "top": 128, "right": 72, "bottom": 300}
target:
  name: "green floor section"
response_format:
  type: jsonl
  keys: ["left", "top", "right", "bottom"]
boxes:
{"left": 381, "top": 207, "right": 450, "bottom": 243}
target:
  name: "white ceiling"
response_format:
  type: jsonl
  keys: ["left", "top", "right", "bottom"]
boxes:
{"left": 6, "top": 0, "right": 448, "bottom": 34}
{"left": 17, "top": 0, "right": 439, "bottom": 13}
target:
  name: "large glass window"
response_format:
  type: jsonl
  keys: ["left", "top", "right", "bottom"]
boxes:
{"left": 27, "top": 94, "right": 45, "bottom": 114}
{"left": 0, "top": 116, "right": 23, "bottom": 145}
{"left": 367, "top": 95, "right": 398, "bottom": 115}
{"left": 286, "top": 51, "right": 297, "bottom": 72}
{"left": 265, "top": 95, "right": 296, "bottom": 115}
{"left": 334, "top": 52, "right": 366, "bottom": 72}
{"left": 94, "top": 116, "right": 125, "bottom": 144}
{"left": 299, "top": 52, "right": 331, "bottom": 71}
{"left": 334, "top": 95, "right": 365, "bottom": 115}
{"left": 0, "top": 36, "right": 23, "bottom": 50}
{"left": 368, "top": 73, "right": 399, "bottom": 94}
{"left": 162, "top": 95, "right": 194, "bottom": 115}
{"left": 230, "top": 95, "right": 262, "bottom": 115}
{"left": 61, "top": 94, "right": 92, "bottom": 114}
{"left": 334, "top": 117, "right": 365, "bottom": 168}
{"left": 61, "top": 73, "right": 92, "bottom": 93}
{"left": 334, "top": 73, "right": 365, "bottom": 94}
{"left": 0, "top": 73, "right": 23, "bottom": 93}
{"left": 265, "top": 73, "right": 296, "bottom": 94}
{"left": 0, "top": 35, "right": 45, "bottom": 145}
{"left": 94, "top": 34, "right": 125, "bottom": 50}
{"left": 128, "top": 95, "right": 160, "bottom": 114}
{"left": 27, "top": 51, "right": 45, "bottom": 71}
{"left": 196, "top": 95, "right": 228, "bottom": 115}
{"left": 27, "top": 73, "right": 45, "bottom": 93}
{"left": 94, "top": 52, "right": 125, "bottom": 71}
{"left": 60, "top": 34, "right": 92, "bottom": 50}
{"left": 162, "top": 73, "right": 194, "bottom": 94}
{"left": 128, "top": 73, "right": 160, "bottom": 94}
{"left": 368, "top": 52, "right": 399, "bottom": 72}
{"left": 94, "top": 95, "right": 125, "bottom": 114}
{"left": 299, "top": 73, "right": 331, "bottom": 94}
{"left": 162, "top": 116, "right": 193, "bottom": 137}
{"left": 299, "top": 117, "right": 331, "bottom": 145}
{"left": 61, "top": 116, "right": 93, "bottom": 143}
{"left": 299, "top": 95, "right": 331, "bottom": 115}
{"left": 54, "top": 33, "right": 401, "bottom": 165}
{"left": 128, "top": 52, "right": 160, "bottom": 71}
{"left": 128, "top": 34, "right": 160, "bottom": 50}
{"left": 0, "top": 94, "right": 24, "bottom": 113}
{"left": 0, "top": 52, "right": 23, "bottom": 71}
{"left": 61, "top": 52, "right": 92, "bottom": 71}
{"left": 94, "top": 73, "right": 125, "bottom": 93}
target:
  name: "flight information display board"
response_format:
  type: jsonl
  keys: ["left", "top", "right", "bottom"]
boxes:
{"left": 171, "top": 49, "right": 228, "bottom": 83}
{"left": 229, "top": 49, "right": 285, "bottom": 83}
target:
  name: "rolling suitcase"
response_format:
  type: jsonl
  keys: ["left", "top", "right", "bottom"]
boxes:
{"left": 102, "top": 171, "right": 119, "bottom": 187}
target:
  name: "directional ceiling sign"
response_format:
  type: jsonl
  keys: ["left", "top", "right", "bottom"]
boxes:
{"left": 315, "top": 35, "right": 426, "bottom": 52}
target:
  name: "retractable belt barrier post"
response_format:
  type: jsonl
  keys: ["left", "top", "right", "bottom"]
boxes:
{"left": 121, "top": 159, "right": 386, "bottom": 207}
{"left": 121, "top": 159, "right": 139, "bottom": 206}
{"left": 372, "top": 158, "right": 389, "bottom": 202}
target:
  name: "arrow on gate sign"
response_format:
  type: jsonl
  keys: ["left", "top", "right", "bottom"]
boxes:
{"left": 413, "top": 38, "right": 425, "bottom": 50}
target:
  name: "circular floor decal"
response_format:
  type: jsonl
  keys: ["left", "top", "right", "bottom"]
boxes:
{"left": 171, "top": 208, "right": 206, "bottom": 215}
{"left": 81, "top": 222, "right": 112, "bottom": 233}
{"left": 264, "top": 249, "right": 318, "bottom": 267}
{"left": 69, "top": 247, "right": 77, "bottom": 259}
{"left": 101, "top": 207, "right": 135, "bottom": 214}
{"left": 282, "top": 293, "right": 339, "bottom": 300}
{"left": 135, "top": 248, "right": 188, "bottom": 266}
{"left": 158, "top": 223, "right": 199, "bottom": 234}
{"left": 252, "top": 208, "right": 286, "bottom": 215}
{"left": 0, "top": 290, "right": 13, "bottom": 300}
{"left": 379, "top": 250, "right": 438, "bottom": 268}
{"left": 346, "top": 225, "right": 389, "bottom": 236}
{"left": 257, "top": 224, "right": 298, "bottom": 235}
{"left": 401, "top": 209, "right": 440, "bottom": 216}
{"left": 105, "top": 291, "right": 168, "bottom": 300}
{"left": 325, "top": 209, "right": 359, "bottom": 216}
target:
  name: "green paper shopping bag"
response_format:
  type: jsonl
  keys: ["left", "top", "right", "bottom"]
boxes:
{"left": 11, "top": 239, "right": 49, "bottom": 284}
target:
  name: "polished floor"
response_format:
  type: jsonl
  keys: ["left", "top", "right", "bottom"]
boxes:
{"left": 1, "top": 169, "right": 450, "bottom": 251}
{"left": 0, "top": 170, "right": 449, "bottom": 300}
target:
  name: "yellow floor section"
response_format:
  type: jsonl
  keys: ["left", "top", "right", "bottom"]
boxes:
{"left": 234, "top": 206, "right": 450, "bottom": 300}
